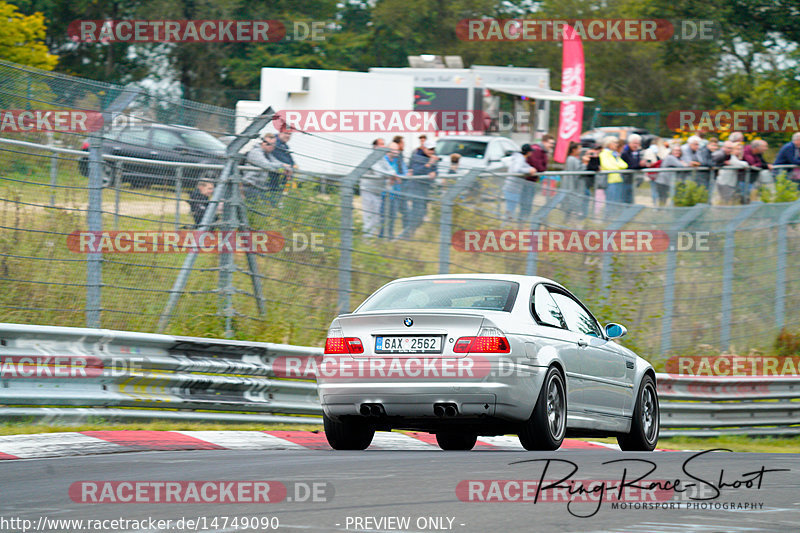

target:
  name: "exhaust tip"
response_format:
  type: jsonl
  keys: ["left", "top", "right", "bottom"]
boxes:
{"left": 360, "top": 404, "right": 372, "bottom": 416}
{"left": 433, "top": 404, "right": 445, "bottom": 417}
{"left": 370, "top": 404, "right": 382, "bottom": 417}
{"left": 444, "top": 404, "right": 458, "bottom": 417}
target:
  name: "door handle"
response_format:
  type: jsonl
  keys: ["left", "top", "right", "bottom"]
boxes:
{"left": 577, "top": 339, "right": 588, "bottom": 348}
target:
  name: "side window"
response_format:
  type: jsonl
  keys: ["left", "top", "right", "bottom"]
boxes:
{"left": 531, "top": 284, "right": 565, "bottom": 328}
{"left": 550, "top": 292, "right": 603, "bottom": 337}
{"left": 115, "top": 128, "right": 150, "bottom": 146}
{"left": 151, "top": 129, "right": 183, "bottom": 151}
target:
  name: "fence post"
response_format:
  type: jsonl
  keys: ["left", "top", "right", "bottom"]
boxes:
{"left": 86, "top": 88, "right": 140, "bottom": 328}
{"left": 526, "top": 188, "right": 567, "bottom": 276}
{"left": 174, "top": 166, "right": 183, "bottom": 230}
{"left": 49, "top": 152, "right": 58, "bottom": 207}
{"left": 157, "top": 107, "right": 276, "bottom": 333}
{"left": 775, "top": 200, "right": 800, "bottom": 330}
{"left": 600, "top": 204, "right": 644, "bottom": 299}
{"left": 336, "top": 149, "right": 388, "bottom": 315}
{"left": 438, "top": 169, "right": 482, "bottom": 274}
{"left": 218, "top": 176, "right": 236, "bottom": 338}
{"left": 720, "top": 203, "right": 760, "bottom": 349}
{"left": 660, "top": 203, "right": 708, "bottom": 354}
{"left": 113, "top": 161, "right": 122, "bottom": 230}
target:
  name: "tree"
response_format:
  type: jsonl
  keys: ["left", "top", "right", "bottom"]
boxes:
{"left": 0, "top": 1, "right": 57, "bottom": 69}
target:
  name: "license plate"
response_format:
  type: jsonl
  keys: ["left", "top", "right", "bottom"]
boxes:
{"left": 375, "top": 336, "right": 442, "bottom": 354}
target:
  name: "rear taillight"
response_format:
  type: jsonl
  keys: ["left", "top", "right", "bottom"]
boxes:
{"left": 324, "top": 336, "right": 364, "bottom": 354}
{"left": 453, "top": 327, "right": 511, "bottom": 354}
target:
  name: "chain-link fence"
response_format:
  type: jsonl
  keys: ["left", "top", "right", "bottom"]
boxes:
{"left": 2, "top": 60, "right": 800, "bottom": 359}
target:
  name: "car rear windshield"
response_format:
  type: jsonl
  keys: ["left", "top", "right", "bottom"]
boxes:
{"left": 358, "top": 279, "right": 519, "bottom": 312}
{"left": 436, "top": 140, "right": 487, "bottom": 159}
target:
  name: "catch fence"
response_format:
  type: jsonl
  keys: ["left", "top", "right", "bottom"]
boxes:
{"left": 2, "top": 60, "right": 800, "bottom": 359}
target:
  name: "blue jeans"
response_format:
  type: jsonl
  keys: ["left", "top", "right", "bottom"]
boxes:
{"left": 381, "top": 184, "right": 407, "bottom": 238}
{"left": 622, "top": 182, "right": 634, "bottom": 204}
{"left": 606, "top": 182, "right": 624, "bottom": 204}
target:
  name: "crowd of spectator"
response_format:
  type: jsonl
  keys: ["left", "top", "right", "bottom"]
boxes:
{"left": 558, "top": 131, "right": 800, "bottom": 209}
{"left": 191, "top": 126, "right": 800, "bottom": 233}
{"left": 360, "top": 134, "right": 442, "bottom": 239}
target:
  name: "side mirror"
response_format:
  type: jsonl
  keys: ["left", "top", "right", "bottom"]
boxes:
{"left": 605, "top": 323, "right": 627, "bottom": 339}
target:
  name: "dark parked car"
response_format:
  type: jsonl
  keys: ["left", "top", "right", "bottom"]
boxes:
{"left": 78, "top": 124, "right": 227, "bottom": 187}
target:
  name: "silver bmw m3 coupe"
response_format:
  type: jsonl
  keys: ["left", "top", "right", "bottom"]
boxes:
{"left": 318, "top": 274, "right": 659, "bottom": 451}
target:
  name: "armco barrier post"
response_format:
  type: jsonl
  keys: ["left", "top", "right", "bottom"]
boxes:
{"left": 660, "top": 204, "right": 707, "bottom": 354}
{"left": 86, "top": 87, "right": 140, "bottom": 328}
{"left": 720, "top": 203, "right": 759, "bottom": 348}
{"left": 336, "top": 148, "right": 388, "bottom": 315}
{"left": 775, "top": 200, "right": 800, "bottom": 330}
{"left": 526, "top": 188, "right": 567, "bottom": 276}
{"left": 438, "top": 169, "right": 482, "bottom": 274}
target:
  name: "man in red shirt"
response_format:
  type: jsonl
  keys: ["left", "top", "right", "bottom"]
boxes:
{"left": 526, "top": 133, "right": 555, "bottom": 173}
{"left": 526, "top": 134, "right": 555, "bottom": 193}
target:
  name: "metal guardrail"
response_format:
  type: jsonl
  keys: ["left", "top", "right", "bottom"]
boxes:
{"left": 0, "top": 323, "right": 322, "bottom": 425}
{"left": 2, "top": 323, "right": 798, "bottom": 437}
{"left": 657, "top": 374, "right": 800, "bottom": 437}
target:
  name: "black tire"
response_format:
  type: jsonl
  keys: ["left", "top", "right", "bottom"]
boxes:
{"left": 323, "top": 413, "right": 374, "bottom": 450}
{"left": 518, "top": 366, "right": 567, "bottom": 451}
{"left": 435, "top": 432, "right": 477, "bottom": 451}
{"left": 618, "top": 374, "right": 659, "bottom": 451}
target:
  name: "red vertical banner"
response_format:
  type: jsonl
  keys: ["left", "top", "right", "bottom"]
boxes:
{"left": 553, "top": 25, "right": 585, "bottom": 163}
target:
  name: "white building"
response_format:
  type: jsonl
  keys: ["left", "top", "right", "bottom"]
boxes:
{"left": 236, "top": 65, "right": 591, "bottom": 175}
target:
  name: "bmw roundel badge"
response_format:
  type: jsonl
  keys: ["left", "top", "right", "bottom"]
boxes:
{"left": 403, "top": 317, "right": 413, "bottom": 327}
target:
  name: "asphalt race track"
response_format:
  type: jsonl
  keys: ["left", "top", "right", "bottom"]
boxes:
{"left": 1, "top": 438, "right": 798, "bottom": 533}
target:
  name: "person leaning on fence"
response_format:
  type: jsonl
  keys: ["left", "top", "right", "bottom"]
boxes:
{"left": 379, "top": 141, "right": 408, "bottom": 239}
{"left": 715, "top": 141, "right": 749, "bottom": 204}
{"left": 681, "top": 135, "right": 713, "bottom": 190}
{"left": 599, "top": 136, "right": 628, "bottom": 206}
{"left": 243, "top": 133, "right": 292, "bottom": 208}
{"left": 359, "top": 138, "right": 388, "bottom": 238}
{"left": 527, "top": 134, "right": 556, "bottom": 192}
{"left": 400, "top": 139, "right": 439, "bottom": 239}
{"left": 620, "top": 133, "right": 650, "bottom": 204}
{"left": 564, "top": 141, "right": 590, "bottom": 219}
{"left": 658, "top": 143, "right": 688, "bottom": 206}
{"left": 743, "top": 139, "right": 774, "bottom": 198}
{"left": 502, "top": 144, "right": 537, "bottom": 223}
{"left": 773, "top": 132, "right": 800, "bottom": 184}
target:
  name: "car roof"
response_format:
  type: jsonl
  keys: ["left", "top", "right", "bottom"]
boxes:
{"left": 388, "top": 273, "right": 565, "bottom": 289}
{"left": 436, "top": 136, "right": 514, "bottom": 143}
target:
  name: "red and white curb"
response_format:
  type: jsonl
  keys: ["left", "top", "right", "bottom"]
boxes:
{"left": 0, "top": 430, "right": 667, "bottom": 460}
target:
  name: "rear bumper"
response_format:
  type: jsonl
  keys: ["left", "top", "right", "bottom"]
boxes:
{"left": 319, "top": 368, "right": 545, "bottom": 423}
